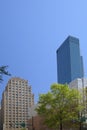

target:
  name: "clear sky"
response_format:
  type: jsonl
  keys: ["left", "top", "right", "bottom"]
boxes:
{"left": 0, "top": 0, "right": 87, "bottom": 103}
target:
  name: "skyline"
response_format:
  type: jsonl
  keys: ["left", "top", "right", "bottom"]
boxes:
{"left": 0, "top": 0, "right": 87, "bottom": 102}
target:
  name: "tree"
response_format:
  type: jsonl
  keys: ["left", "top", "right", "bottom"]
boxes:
{"left": 36, "top": 83, "right": 83, "bottom": 130}
{"left": 0, "top": 65, "right": 11, "bottom": 82}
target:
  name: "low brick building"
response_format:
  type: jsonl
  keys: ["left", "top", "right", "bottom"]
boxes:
{"left": 28, "top": 115, "right": 54, "bottom": 130}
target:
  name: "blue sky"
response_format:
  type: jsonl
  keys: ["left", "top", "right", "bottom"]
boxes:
{"left": 0, "top": 0, "right": 87, "bottom": 103}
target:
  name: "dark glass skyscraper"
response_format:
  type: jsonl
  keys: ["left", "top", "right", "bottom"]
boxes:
{"left": 56, "top": 36, "right": 84, "bottom": 84}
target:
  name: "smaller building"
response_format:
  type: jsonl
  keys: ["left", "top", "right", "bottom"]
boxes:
{"left": 69, "top": 78, "right": 87, "bottom": 119}
{"left": 69, "top": 78, "right": 87, "bottom": 90}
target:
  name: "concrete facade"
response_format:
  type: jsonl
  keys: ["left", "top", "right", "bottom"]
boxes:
{"left": 69, "top": 78, "right": 87, "bottom": 119}
{"left": 69, "top": 78, "right": 87, "bottom": 90}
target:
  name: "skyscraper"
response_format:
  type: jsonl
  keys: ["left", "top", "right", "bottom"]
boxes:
{"left": 0, "top": 77, "right": 34, "bottom": 130}
{"left": 56, "top": 36, "right": 84, "bottom": 84}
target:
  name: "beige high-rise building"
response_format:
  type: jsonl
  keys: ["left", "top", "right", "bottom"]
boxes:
{"left": 0, "top": 77, "right": 34, "bottom": 130}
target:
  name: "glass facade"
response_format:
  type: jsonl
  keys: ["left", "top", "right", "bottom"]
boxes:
{"left": 56, "top": 36, "right": 84, "bottom": 84}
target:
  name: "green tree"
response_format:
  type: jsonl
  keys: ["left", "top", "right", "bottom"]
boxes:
{"left": 36, "top": 83, "right": 83, "bottom": 130}
{"left": 0, "top": 65, "right": 11, "bottom": 82}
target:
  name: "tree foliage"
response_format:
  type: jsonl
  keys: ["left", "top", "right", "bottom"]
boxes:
{"left": 36, "top": 83, "right": 84, "bottom": 130}
{"left": 0, "top": 65, "right": 11, "bottom": 82}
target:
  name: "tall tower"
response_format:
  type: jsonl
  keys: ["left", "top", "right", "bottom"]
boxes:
{"left": 1, "top": 77, "right": 34, "bottom": 130}
{"left": 56, "top": 36, "right": 84, "bottom": 84}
